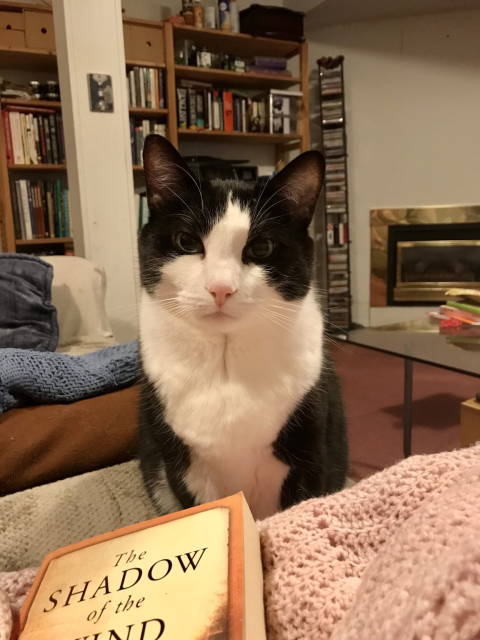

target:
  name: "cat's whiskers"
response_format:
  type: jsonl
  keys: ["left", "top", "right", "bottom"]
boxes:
{"left": 171, "top": 162, "right": 204, "bottom": 214}
{"left": 143, "top": 168, "right": 198, "bottom": 220}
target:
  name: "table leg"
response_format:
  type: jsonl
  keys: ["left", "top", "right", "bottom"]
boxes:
{"left": 403, "top": 358, "right": 413, "bottom": 458}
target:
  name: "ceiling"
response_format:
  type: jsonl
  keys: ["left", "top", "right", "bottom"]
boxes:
{"left": 284, "top": 0, "right": 480, "bottom": 26}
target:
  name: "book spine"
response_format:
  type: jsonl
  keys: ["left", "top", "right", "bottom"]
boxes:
{"left": 9, "top": 178, "right": 21, "bottom": 239}
{"left": 145, "top": 68, "right": 151, "bottom": 108}
{"left": 129, "top": 70, "right": 136, "bottom": 107}
{"left": 2, "top": 111, "right": 13, "bottom": 163}
{"left": 40, "top": 182, "right": 49, "bottom": 237}
{"left": 34, "top": 182, "right": 45, "bottom": 238}
{"left": 56, "top": 113, "right": 66, "bottom": 163}
{"left": 56, "top": 181, "right": 62, "bottom": 237}
{"left": 158, "top": 69, "right": 165, "bottom": 109}
{"left": 19, "top": 113, "right": 29, "bottom": 164}
{"left": 43, "top": 117, "right": 53, "bottom": 164}
{"left": 196, "top": 91, "right": 205, "bottom": 128}
{"left": 130, "top": 118, "right": 136, "bottom": 165}
{"left": 28, "top": 114, "right": 38, "bottom": 165}
{"left": 15, "top": 180, "right": 26, "bottom": 239}
{"left": 153, "top": 68, "right": 159, "bottom": 109}
{"left": 213, "top": 91, "right": 220, "bottom": 130}
{"left": 46, "top": 183, "right": 55, "bottom": 238}
{"left": 33, "top": 116, "right": 41, "bottom": 164}
{"left": 134, "top": 67, "right": 141, "bottom": 108}
{"left": 139, "top": 68, "right": 146, "bottom": 108}
{"left": 177, "top": 88, "right": 188, "bottom": 129}
{"left": 187, "top": 88, "right": 197, "bottom": 130}
{"left": 49, "top": 114, "right": 59, "bottom": 164}
{"left": 25, "top": 181, "right": 35, "bottom": 237}
{"left": 241, "top": 99, "right": 247, "bottom": 133}
{"left": 38, "top": 117, "right": 47, "bottom": 163}
{"left": 207, "top": 91, "right": 213, "bottom": 131}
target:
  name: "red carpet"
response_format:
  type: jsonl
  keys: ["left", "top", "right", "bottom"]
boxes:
{"left": 330, "top": 341, "right": 480, "bottom": 481}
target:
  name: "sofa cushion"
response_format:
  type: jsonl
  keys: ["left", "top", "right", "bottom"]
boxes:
{"left": 0, "top": 385, "right": 139, "bottom": 496}
{"left": 0, "top": 253, "right": 58, "bottom": 351}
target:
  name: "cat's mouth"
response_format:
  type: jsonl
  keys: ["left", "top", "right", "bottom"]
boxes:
{"left": 205, "top": 309, "right": 233, "bottom": 321}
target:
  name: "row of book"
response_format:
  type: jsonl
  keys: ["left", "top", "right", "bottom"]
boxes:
{"left": 10, "top": 179, "right": 70, "bottom": 240}
{"left": 127, "top": 67, "right": 165, "bottom": 109}
{"left": 2, "top": 106, "right": 65, "bottom": 165}
{"left": 177, "top": 80, "right": 299, "bottom": 134}
{"left": 327, "top": 247, "right": 350, "bottom": 328}
{"left": 430, "top": 290, "right": 480, "bottom": 338}
{"left": 130, "top": 119, "right": 166, "bottom": 166}
{"left": 322, "top": 98, "right": 343, "bottom": 126}
{"left": 320, "top": 68, "right": 343, "bottom": 96}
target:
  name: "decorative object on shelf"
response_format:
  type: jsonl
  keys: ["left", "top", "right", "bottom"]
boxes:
{"left": 230, "top": 0, "right": 239, "bottom": 33}
{"left": 218, "top": 0, "right": 230, "bottom": 31}
{"left": 87, "top": 74, "right": 113, "bottom": 113}
{"left": 239, "top": 5, "right": 305, "bottom": 43}
{"left": 204, "top": 0, "right": 217, "bottom": 28}
{"left": 182, "top": 0, "right": 194, "bottom": 26}
{"left": 317, "top": 55, "right": 351, "bottom": 331}
{"left": 193, "top": 0, "right": 204, "bottom": 28}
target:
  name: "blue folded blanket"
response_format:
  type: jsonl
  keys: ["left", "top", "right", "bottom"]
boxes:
{"left": 0, "top": 341, "right": 139, "bottom": 415}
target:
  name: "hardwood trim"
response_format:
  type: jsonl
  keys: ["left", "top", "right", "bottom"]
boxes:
{"left": 178, "top": 130, "right": 301, "bottom": 144}
{"left": 1, "top": 98, "right": 62, "bottom": 110}
{"left": 0, "top": 105, "right": 15, "bottom": 252}
{"left": 125, "top": 59, "right": 166, "bottom": 69}
{"left": 164, "top": 21, "right": 178, "bottom": 148}
{"left": 175, "top": 65, "right": 301, "bottom": 90}
{"left": 129, "top": 107, "right": 168, "bottom": 118}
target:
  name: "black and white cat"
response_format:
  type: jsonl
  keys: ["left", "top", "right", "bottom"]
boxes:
{"left": 138, "top": 135, "right": 348, "bottom": 521}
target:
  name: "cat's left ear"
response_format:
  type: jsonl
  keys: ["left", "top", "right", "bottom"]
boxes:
{"left": 264, "top": 150, "right": 325, "bottom": 224}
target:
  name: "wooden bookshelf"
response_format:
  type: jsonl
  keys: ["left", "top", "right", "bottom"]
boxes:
{"left": 175, "top": 65, "right": 301, "bottom": 90}
{"left": 16, "top": 237, "right": 73, "bottom": 245}
{"left": 172, "top": 24, "right": 301, "bottom": 59}
{"left": 0, "top": 4, "right": 310, "bottom": 252}
{"left": 8, "top": 164, "right": 67, "bottom": 171}
{"left": 178, "top": 130, "right": 302, "bottom": 144}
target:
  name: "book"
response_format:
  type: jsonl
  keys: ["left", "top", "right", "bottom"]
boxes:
{"left": 177, "top": 88, "right": 188, "bottom": 129}
{"left": 9, "top": 112, "right": 24, "bottom": 164}
{"left": 223, "top": 91, "right": 234, "bottom": 132}
{"left": 14, "top": 493, "right": 266, "bottom": 640}
{"left": 2, "top": 111, "right": 13, "bottom": 162}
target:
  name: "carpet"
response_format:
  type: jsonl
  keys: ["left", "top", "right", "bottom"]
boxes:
{"left": 331, "top": 341, "right": 480, "bottom": 480}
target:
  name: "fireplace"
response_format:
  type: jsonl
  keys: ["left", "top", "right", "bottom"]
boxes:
{"left": 370, "top": 205, "right": 480, "bottom": 308}
{"left": 386, "top": 223, "right": 480, "bottom": 305}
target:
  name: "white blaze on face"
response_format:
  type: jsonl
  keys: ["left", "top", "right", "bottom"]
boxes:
{"left": 203, "top": 197, "right": 250, "bottom": 295}
{"left": 158, "top": 196, "right": 273, "bottom": 326}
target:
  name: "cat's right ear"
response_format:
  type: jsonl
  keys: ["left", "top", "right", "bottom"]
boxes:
{"left": 143, "top": 134, "right": 198, "bottom": 209}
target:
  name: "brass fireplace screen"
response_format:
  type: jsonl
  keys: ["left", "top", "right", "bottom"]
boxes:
{"left": 386, "top": 222, "right": 480, "bottom": 305}
{"left": 394, "top": 240, "right": 480, "bottom": 303}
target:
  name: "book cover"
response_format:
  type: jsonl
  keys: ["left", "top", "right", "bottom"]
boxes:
{"left": 46, "top": 184, "right": 55, "bottom": 239}
{"left": 139, "top": 68, "right": 146, "bottom": 108}
{"left": 153, "top": 68, "right": 159, "bottom": 109}
{"left": 14, "top": 493, "right": 266, "bottom": 640}
{"left": 40, "top": 182, "right": 50, "bottom": 237}
{"left": 207, "top": 91, "right": 213, "bottom": 131}
{"left": 145, "top": 68, "right": 151, "bottom": 108}
{"left": 129, "top": 70, "right": 136, "bottom": 107}
{"left": 19, "top": 113, "right": 30, "bottom": 164}
{"left": 32, "top": 117, "right": 41, "bottom": 164}
{"left": 2, "top": 111, "right": 13, "bottom": 163}
{"left": 134, "top": 68, "right": 141, "bottom": 109}
{"left": 26, "top": 114, "right": 37, "bottom": 165}
{"left": 55, "top": 181, "right": 62, "bottom": 237}
{"left": 25, "top": 181, "right": 35, "bottom": 237}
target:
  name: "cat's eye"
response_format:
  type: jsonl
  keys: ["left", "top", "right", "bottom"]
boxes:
{"left": 174, "top": 231, "right": 203, "bottom": 254}
{"left": 246, "top": 238, "right": 276, "bottom": 259}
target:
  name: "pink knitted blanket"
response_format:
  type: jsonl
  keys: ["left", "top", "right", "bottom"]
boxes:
{"left": 2, "top": 446, "right": 480, "bottom": 640}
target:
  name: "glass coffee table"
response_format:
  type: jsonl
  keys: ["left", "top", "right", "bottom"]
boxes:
{"left": 342, "top": 319, "right": 480, "bottom": 457}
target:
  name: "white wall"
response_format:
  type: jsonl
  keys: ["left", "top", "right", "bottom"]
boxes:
{"left": 121, "top": 0, "right": 285, "bottom": 21}
{"left": 307, "top": 9, "right": 480, "bottom": 326}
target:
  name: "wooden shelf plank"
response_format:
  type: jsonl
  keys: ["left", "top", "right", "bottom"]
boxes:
{"left": 178, "top": 129, "right": 301, "bottom": 144}
{"left": 16, "top": 237, "right": 73, "bottom": 245}
{"left": 0, "top": 46, "right": 57, "bottom": 71}
{"left": 126, "top": 59, "right": 166, "bottom": 69}
{"left": 8, "top": 164, "right": 67, "bottom": 171}
{"left": 175, "top": 65, "right": 300, "bottom": 89}
{"left": 129, "top": 107, "right": 168, "bottom": 117}
{"left": 1, "top": 98, "right": 62, "bottom": 110}
{"left": 172, "top": 25, "right": 301, "bottom": 59}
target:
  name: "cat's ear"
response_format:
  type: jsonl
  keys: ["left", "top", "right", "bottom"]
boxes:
{"left": 263, "top": 150, "right": 325, "bottom": 224}
{"left": 143, "top": 134, "right": 198, "bottom": 209}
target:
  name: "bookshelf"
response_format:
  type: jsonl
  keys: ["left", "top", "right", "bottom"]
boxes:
{"left": 317, "top": 56, "right": 352, "bottom": 331}
{"left": 0, "top": 4, "right": 310, "bottom": 253}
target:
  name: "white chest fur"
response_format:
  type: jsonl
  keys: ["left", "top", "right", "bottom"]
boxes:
{"left": 140, "top": 289, "right": 324, "bottom": 520}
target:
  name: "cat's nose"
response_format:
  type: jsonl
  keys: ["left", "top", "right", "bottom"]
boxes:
{"left": 208, "top": 284, "right": 236, "bottom": 307}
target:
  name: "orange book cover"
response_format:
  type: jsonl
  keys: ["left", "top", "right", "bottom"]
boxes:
{"left": 223, "top": 91, "right": 234, "bottom": 132}
{"left": 13, "top": 493, "right": 266, "bottom": 640}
